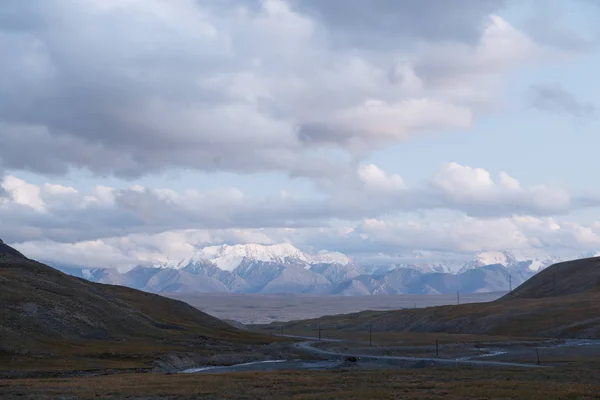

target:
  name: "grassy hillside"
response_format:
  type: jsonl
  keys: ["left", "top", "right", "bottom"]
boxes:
{"left": 502, "top": 256, "right": 600, "bottom": 299}
{"left": 258, "top": 257, "right": 600, "bottom": 339}
{"left": 0, "top": 241, "right": 276, "bottom": 374}
{"left": 5, "top": 366, "right": 600, "bottom": 400}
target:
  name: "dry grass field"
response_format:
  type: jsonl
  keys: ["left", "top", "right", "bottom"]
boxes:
{"left": 3, "top": 366, "right": 600, "bottom": 399}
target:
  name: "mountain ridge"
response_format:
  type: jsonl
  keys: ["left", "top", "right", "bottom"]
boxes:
{"left": 20, "top": 242, "right": 590, "bottom": 296}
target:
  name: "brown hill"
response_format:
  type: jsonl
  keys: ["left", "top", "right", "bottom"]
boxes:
{"left": 0, "top": 241, "right": 274, "bottom": 374}
{"left": 263, "top": 257, "right": 600, "bottom": 339}
{"left": 502, "top": 256, "right": 600, "bottom": 300}
{"left": 0, "top": 238, "right": 27, "bottom": 260}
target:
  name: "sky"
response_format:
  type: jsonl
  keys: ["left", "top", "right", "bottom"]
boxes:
{"left": 2, "top": 0, "right": 600, "bottom": 268}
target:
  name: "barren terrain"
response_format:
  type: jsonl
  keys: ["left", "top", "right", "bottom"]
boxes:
{"left": 167, "top": 291, "right": 503, "bottom": 324}
{"left": 4, "top": 246, "right": 600, "bottom": 399}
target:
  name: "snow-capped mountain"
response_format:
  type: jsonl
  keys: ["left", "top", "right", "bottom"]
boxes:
{"left": 49, "top": 243, "right": 588, "bottom": 296}
{"left": 163, "top": 243, "right": 351, "bottom": 272}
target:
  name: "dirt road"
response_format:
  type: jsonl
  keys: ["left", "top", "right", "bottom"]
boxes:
{"left": 181, "top": 335, "right": 552, "bottom": 374}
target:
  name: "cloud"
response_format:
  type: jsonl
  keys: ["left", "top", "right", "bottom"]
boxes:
{"left": 13, "top": 214, "right": 600, "bottom": 269}
{"left": 351, "top": 215, "right": 600, "bottom": 254}
{"left": 288, "top": 0, "right": 508, "bottom": 47}
{"left": 15, "top": 228, "right": 281, "bottom": 268}
{"left": 0, "top": 0, "right": 554, "bottom": 180}
{"left": 0, "top": 1, "right": 593, "bottom": 267}
{"left": 529, "top": 83, "right": 596, "bottom": 118}
{"left": 1, "top": 162, "right": 597, "bottom": 245}
{"left": 521, "top": 0, "right": 600, "bottom": 52}
{"left": 428, "top": 162, "right": 573, "bottom": 216}
{"left": 1, "top": 176, "right": 46, "bottom": 211}
{"left": 357, "top": 164, "right": 405, "bottom": 193}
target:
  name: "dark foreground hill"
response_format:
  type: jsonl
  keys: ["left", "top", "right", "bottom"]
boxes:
{"left": 502, "top": 256, "right": 600, "bottom": 300}
{"left": 261, "top": 257, "right": 600, "bottom": 339}
{"left": 0, "top": 238, "right": 26, "bottom": 260}
{"left": 0, "top": 241, "right": 275, "bottom": 375}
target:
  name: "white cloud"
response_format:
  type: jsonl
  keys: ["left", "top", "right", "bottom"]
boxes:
{"left": 357, "top": 164, "right": 405, "bottom": 193}
{"left": 1, "top": 176, "right": 46, "bottom": 212}
{"left": 1, "top": 162, "right": 598, "bottom": 247}
{"left": 430, "top": 162, "right": 572, "bottom": 216}
{"left": 14, "top": 214, "right": 600, "bottom": 268}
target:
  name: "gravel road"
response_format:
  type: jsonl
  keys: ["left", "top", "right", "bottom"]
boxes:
{"left": 180, "top": 335, "right": 553, "bottom": 374}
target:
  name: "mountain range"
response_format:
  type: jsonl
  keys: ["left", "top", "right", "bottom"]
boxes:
{"left": 46, "top": 243, "right": 583, "bottom": 296}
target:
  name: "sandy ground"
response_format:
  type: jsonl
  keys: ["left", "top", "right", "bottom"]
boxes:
{"left": 166, "top": 292, "right": 504, "bottom": 324}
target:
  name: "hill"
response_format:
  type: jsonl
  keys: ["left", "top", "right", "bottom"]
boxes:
{"left": 502, "top": 256, "right": 600, "bottom": 299}
{"left": 258, "top": 257, "right": 600, "bottom": 339}
{"left": 0, "top": 238, "right": 27, "bottom": 260}
{"left": 0, "top": 240, "right": 275, "bottom": 375}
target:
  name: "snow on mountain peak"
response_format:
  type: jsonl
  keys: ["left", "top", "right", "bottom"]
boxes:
{"left": 178, "top": 243, "right": 353, "bottom": 271}
{"left": 474, "top": 251, "right": 514, "bottom": 266}
{"left": 191, "top": 243, "right": 311, "bottom": 271}
{"left": 148, "top": 242, "right": 567, "bottom": 275}
{"left": 312, "top": 250, "right": 352, "bottom": 266}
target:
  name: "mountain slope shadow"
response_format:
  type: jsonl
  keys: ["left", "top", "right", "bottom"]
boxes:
{"left": 0, "top": 240, "right": 274, "bottom": 374}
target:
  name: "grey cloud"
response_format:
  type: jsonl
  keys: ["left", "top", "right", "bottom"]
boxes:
{"left": 520, "top": 0, "right": 600, "bottom": 52}
{"left": 525, "top": 18, "right": 595, "bottom": 53}
{"left": 0, "top": 0, "right": 522, "bottom": 181}
{"left": 288, "top": 0, "right": 507, "bottom": 48}
{"left": 0, "top": 172, "right": 5, "bottom": 198}
{"left": 529, "top": 83, "right": 596, "bottom": 118}
{"left": 0, "top": 0, "right": 307, "bottom": 178}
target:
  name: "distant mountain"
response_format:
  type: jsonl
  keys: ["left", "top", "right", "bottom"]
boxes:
{"left": 45, "top": 243, "right": 567, "bottom": 296}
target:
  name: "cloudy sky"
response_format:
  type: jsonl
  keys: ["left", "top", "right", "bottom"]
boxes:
{"left": 2, "top": 0, "right": 600, "bottom": 268}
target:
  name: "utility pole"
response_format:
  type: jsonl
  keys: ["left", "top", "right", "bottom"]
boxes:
{"left": 536, "top": 345, "right": 541, "bottom": 366}
{"left": 280, "top": 326, "right": 283, "bottom": 335}
{"left": 414, "top": 302, "right": 416, "bottom": 309}
{"left": 436, "top": 339, "right": 439, "bottom": 358}
{"left": 369, "top": 323, "right": 372, "bottom": 347}
{"left": 509, "top": 273, "right": 512, "bottom": 293}
{"left": 318, "top": 324, "right": 322, "bottom": 341}
{"left": 457, "top": 291, "right": 460, "bottom": 305}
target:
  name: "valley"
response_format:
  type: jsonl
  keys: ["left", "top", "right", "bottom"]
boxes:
{"left": 4, "top": 241, "right": 600, "bottom": 399}
{"left": 166, "top": 291, "right": 503, "bottom": 324}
